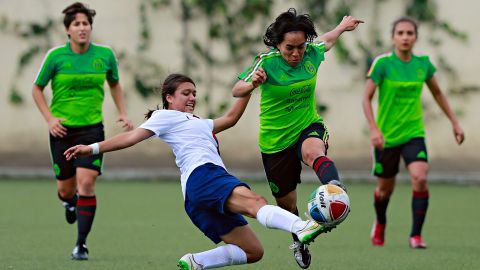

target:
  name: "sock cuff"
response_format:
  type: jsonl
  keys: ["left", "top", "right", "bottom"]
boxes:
{"left": 413, "top": 190, "right": 429, "bottom": 198}
{"left": 256, "top": 205, "right": 275, "bottom": 228}
{"left": 313, "top": 156, "right": 331, "bottom": 172}
{"left": 78, "top": 196, "right": 97, "bottom": 206}
{"left": 225, "top": 244, "right": 247, "bottom": 265}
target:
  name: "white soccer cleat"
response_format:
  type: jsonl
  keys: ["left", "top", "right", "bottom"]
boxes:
{"left": 295, "top": 219, "right": 335, "bottom": 245}
{"left": 178, "top": 253, "right": 203, "bottom": 270}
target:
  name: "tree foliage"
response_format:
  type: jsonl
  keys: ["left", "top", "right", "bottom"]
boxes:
{"left": 2, "top": 0, "right": 476, "bottom": 112}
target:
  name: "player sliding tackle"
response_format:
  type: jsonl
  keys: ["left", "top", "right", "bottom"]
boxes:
{"left": 64, "top": 73, "right": 331, "bottom": 270}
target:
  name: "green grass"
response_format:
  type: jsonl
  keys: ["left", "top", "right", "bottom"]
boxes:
{"left": 1, "top": 179, "right": 479, "bottom": 269}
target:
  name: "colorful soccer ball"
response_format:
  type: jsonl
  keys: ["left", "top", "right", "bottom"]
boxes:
{"left": 307, "top": 184, "right": 350, "bottom": 226}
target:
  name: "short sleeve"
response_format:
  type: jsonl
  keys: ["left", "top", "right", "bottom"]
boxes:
{"left": 238, "top": 54, "right": 264, "bottom": 82}
{"left": 205, "top": 119, "right": 214, "bottom": 131}
{"left": 426, "top": 57, "right": 436, "bottom": 79}
{"left": 34, "top": 51, "right": 56, "bottom": 87}
{"left": 139, "top": 110, "right": 177, "bottom": 137}
{"left": 106, "top": 48, "right": 119, "bottom": 83}
{"left": 307, "top": 42, "right": 326, "bottom": 67}
{"left": 367, "top": 56, "right": 385, "bottom": 85}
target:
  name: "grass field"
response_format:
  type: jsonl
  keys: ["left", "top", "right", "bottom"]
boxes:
{"left": 1, "top": 179, "right": 479, "bottom": 270}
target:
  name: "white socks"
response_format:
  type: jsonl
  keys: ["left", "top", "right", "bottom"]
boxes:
{"left": 193, "top": 244, "right": 247, "bottom": 269}
{"left": 190, "top": 205, "right": 309, "bottom": 268}
{"left": 256, "top": 205, "right": 306, "bottom": 233}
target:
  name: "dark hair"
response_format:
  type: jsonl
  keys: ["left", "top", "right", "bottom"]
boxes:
{"left": 391, "top": 16, "right": 418, "bottom": 37}
{"left": 145, "top": 74, "right": 196, "bottom": 119}
{"left": 263, "top": 8, "right": 317, "bottom": 48}
{"left": 62, "top": 2, "right": 96, "bottom": 28}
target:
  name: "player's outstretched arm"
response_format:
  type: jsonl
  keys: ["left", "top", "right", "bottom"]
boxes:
{"left": 64, "top": 128, "right": 154, "bottom": 160}
{"left": 232, "top": 67, "right": 267, "bottom": 97}
{"left": 213, "top": 95, "right": 252, "bottom": 134}
{"left": 426, "top": 76, "right": 465, "bottom": 144}
{"left": 318, "top": 15, "right": 364, "bottom": 52}
{"left": 362, "top": 78, "right": 384, "bottom": 149}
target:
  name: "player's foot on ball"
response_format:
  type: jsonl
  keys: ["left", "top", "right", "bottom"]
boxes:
{"left": 290, "top": 240, "right": 311, "bottom": 269}
{"left": 63, "top": 202, "right": 77, "bottom": 224}
{"left": 178, "top": 253, "right": 203, "bottom": 270}
{"left": 296, "top": 219, "right": 335, "bottom": 245}
{"left": 71, "top": 244, "right": 88, "bottom": 260}
{"left": 409, "top": 235, "right": 427, "bottom": 249}
{"left": 371, "top": 220, "right": 385, "bottom": 246}
{"left": 328, "top": 180, "right": 348, "bottom": 193}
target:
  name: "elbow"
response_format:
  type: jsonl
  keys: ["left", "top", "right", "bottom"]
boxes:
{"left": 232, "top": 87, "right": 244, "bottom": 98}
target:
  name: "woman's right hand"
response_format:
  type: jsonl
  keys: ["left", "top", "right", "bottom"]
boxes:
{"left": 251, "top": 67, "right": 267, "bottom": 88}
{"left": 48, "top": 117, "right": 67, "bottom": 138}
{"left": 339, "top": 15, "right": 364, "bottom": 32}
{"left": 64, "top": 144, "right": 92, "bottom": 161}
{"left": 370, "top": 128, "right": 384, "bottom": 150}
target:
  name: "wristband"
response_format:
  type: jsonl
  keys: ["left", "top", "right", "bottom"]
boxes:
{"left": 89, "top": 143, "right": 100, "bottom": 155}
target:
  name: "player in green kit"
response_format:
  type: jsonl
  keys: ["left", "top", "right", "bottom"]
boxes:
{"left": 362, "top": 17, "right": 465, "bottom": 249}
{"left": 32, "top": 2, "right": 133, "bottom": 260}
{"left": 233, "top": 8, "right": 363, "bottom": 268}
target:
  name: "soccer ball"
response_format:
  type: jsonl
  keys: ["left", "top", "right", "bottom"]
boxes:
{"left": 307, "top": 184, "right": 350, "bottom": 226}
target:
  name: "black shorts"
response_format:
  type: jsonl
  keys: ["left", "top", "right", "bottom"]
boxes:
{"left": 49, "top": 122, "right": 105, "bottom": 180}
{"left": 261, "top": 122, "right": 329, "bottom": 198}
{"left": 372, "top": 137, "right": 428, "bottom": 178}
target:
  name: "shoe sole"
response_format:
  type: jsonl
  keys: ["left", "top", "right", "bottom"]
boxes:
{"left": 71, "top": 256, "right": 88, "bottom": 260}
{"left": 292, "top": 245, "right": 311, "bottom": 269}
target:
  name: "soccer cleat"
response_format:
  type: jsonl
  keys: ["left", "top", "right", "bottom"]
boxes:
{"left": 295, "top": 219, "right": 335, "bottom": 245}
{"left": 328, "top": 180, "right": 348, "bottom": 193}
{"left": 62, "top": 202, "right": 77, "bottom": 224}
{"left": 178, "top": 253, "right": 203, "bottom": 270}
{"left": 290, "top": 241, "right": 311, "bottom": 269}
{"left": 71, "top": 244, "right": 89, "bottom": 260}
{"left": 371, "top": 220, "right": 385, "bottom": 246}
{"left": 409, "top": 235, "right": 427, "bottom": 249}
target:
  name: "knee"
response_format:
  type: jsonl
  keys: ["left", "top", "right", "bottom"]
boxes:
{"left": 58, "top": 189, "right": 76, "bottom": 200}
{"left": 247, "top": 195, "right": 268, "bottom": 217}
{"left": 246, "top": 246, "right": 264, "bottom": 263}
{"left": 77, "top": 178, "right": 96, "bottom": 196}
{"left": 411, "top": 173, "right": 428, "bottom": 190}
{"left": 376, "top": 187, "right": 393, "bottom": 200}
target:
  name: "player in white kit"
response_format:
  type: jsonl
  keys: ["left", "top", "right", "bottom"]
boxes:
{"left": 64, "top": 73, "right": 330, "bottom": 269}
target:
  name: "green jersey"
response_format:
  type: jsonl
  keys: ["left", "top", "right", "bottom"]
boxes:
{"left": 34, "top": 42, "right": 119, "bottom": 127}
{"left": 239, "top": 43, "right": 326, "bottom": 154}
{"left": 368, "top": 52, "right": 436, "bottom": 147}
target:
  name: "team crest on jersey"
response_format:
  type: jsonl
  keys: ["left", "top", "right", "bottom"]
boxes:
{"left": 305, "top": 60, "right": 316, "bottom": 75}
{"left": 92, "top": 58, "right": 105, "bottom": 70}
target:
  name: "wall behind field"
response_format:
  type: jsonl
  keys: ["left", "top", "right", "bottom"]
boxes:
{"left": 0, "top": 0, "right": 478, "bottom": 175}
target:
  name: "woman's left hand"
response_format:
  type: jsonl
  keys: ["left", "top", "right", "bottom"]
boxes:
{"left": 339, "top": 15, "right": 364, "bottom": 31}
{"left": 117, "top": 115, "right": 134, "bottom": 131}
{"left": 453, "top": 123, "right": 465, "bottom": 145}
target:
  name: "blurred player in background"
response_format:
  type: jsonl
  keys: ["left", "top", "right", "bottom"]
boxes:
{"left": 64, "top": 73, "right": 329, "bottom": 270}
{"left": 32, "top": 2, "right": 133, "bottom": 260}
{"left": 232, "top": 8, "right": 362, "bottom": 268}
{"left": 362, "top": 16, "right": 465, "bottom": 249}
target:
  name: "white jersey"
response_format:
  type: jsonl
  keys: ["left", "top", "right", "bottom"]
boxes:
{"left": 139, "top": 110, "right": 226, "bottom": 198}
